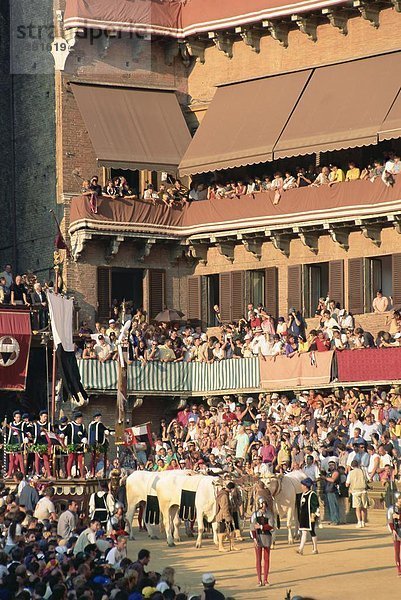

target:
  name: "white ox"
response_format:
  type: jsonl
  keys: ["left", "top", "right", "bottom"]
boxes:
{"left": 156, "top": 473, "right": 219, "bottom": 547}
{"left": 261, "top": 470, "right": 306, "bottom": 545}
{"left": 126, "top": 470, "right": 189, "bottom": 541}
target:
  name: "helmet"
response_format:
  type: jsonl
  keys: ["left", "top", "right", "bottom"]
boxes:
{"left": 114, "top": 501, "right": 124, "bottom": 511}
{"left": 257, "top": 497, "right": 267, "bottom": 508}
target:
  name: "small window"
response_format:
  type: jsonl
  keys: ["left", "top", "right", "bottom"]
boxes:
{"left": 304, "top": 262, "right": 329, "bottom": 318}
{"left": 366, "top": 255, "right": 392, "bottom": 312}
{"left": 206, "top": 274, "right": 219, "bottom": 326}
{"left": 250, "top": 270, "right": 265, "bottom": 308}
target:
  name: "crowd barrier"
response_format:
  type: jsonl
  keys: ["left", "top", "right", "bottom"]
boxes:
{"left": 77, "top": 347, "right": 401, "bottom": 394}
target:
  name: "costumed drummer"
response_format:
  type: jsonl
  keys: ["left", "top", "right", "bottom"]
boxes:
{"left": 33, "top": 410, "right": 52, "bottom": 478}
{"left": 65, "top": 411, "right": 87, "bottom": 479}
{"left": 297, "top": 477, "right": 320, "bottom": 556}
{"left": 388, "top": 492, "right": 401, "bottom": 576}
{"left": 250, "top": 497, "right": 275, "bottom": 587}
{"left": 215, "top": 481, "right": 238, "bottom": 552}
{"left": 88, "top": 412, "right": 114, "bottom": 477}
{"left": 6, "top": 410, "right": 25, "bottom": 477}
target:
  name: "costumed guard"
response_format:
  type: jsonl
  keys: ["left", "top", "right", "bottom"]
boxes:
{"left": 250, "top": 498, "right": 275, "bottom": 587}
{"left": 216, "top": 481, "right": 238, "bottom": 552}
{"left": 55, "top": 416, "right": 69, "bottom": 478}
{"left": 388, "top": 492, "right": 401, "bottom": 576}
{"left": 230, "top": 482, "right": 244, "bottom": 541}
{"left": 89, "top": 481, "right": 115, "bottom": 529}
{"left": 21, "top": 413, "right": 35, "bottom": 473}
{"left": 65, "top": 411, "right": 87, "bottom": 479}
{"left": 297, "top": 477, "right": 320, "bottom": 555}
{"left": 6, "top": 410, "right": 25, "bottom": 477}
{"left": 88, "top": 412, "right": 113, "bottom": 477}
{"left": 33, "top": 410, "right": 52, "bottom": 478}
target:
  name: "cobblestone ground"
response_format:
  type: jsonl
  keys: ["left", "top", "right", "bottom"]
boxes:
{"left": 127, "top": 512, "right": 396, "bottom": 600}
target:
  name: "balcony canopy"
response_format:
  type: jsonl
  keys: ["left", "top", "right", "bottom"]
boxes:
{"left": 179, "top": 69, "right": 312, "bottom": 176}
{"left": 379, "top": 88, "right": 401, "bottom": 142}
{"left": 71, "top": 83, "right": 191, "bottom": 171}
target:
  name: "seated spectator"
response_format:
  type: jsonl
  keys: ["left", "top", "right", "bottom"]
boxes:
{"left": 296, "top": 167, "right": 312, "bottom": 187}
{"left": 104, "top": 179, "right": 117, "bottom": 197}
{"left": 285, "top": 334, "right": 298, "bottom": 357}
{"left": 158, "top": 338, "right": 176, "bottom": 362}
{"left": 368, "top": 159, "right": 384, "bottom": 182}
{"left": 276, "top": 316, "right": 288, "bottom": 337}
{"left": 328, "top": 164, "right": 345, "bottom": 186}
{"left": 345, "top": 161, "right": 360, "bottom": 181}
{"left": 82, "top": 340, "right": 97, "bottom": 359}
{"left": 372, "top": 289, "right": 389, "bottom": 313}
{"left": 235, "top": 181, "right": 247, "bottom": 195}
{"left": 262, "top": 176, "right": 272, "bottom": 190}
{"left": 90, "top": 175, "right": 102, "bottom": 196}
{"left": 94, "top": 335, "right": 112, "bottom": 362}
{"left": 311, "top": 166, "right": 330, "bottom": 187}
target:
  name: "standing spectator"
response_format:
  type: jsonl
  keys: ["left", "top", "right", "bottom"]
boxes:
{"left": 345, "top": 162, "right": 360, "bottom": 181}
{"left": 373, "top": 289, "right": 389, "bottom": 313}
{"left": 57, "top": 500, "right": 79, "bottom": 542}
{"left": 324, "top": 460, "right": 340, "bottom": 525}
{"left": 30, "top": 282, "right": 48, "bottom": 328}
{"left": 33, "top": 487, "right": 57, "bottom": 523}
{"left": 10, "top": 275, "right": 28, "bottom": 306}
{"left": 346, "top": 460, "right": 369, "bottom": 528}
{"left": 0, "top": 264, "right": 13, "bottom": 293}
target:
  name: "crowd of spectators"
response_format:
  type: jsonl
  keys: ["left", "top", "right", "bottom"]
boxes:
{"left": 76, "top": 293, "right": 401, "bottom": 366}
{"left": 0, "top": 264, "right": 49, "bottom": 330}
{"left": 80, "top": 152, "right": 401, "bottom": 211}
{"left": 0, "top": 475, "right": 230, "bottom": 600}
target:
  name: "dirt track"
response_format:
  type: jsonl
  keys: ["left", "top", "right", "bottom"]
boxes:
{"left": 127, "top": 512, "right": 397, "bottom": 599}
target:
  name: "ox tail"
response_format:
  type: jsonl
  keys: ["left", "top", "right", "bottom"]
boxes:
{"left": 276, "top": 514, "right": 281, "bottom": 529}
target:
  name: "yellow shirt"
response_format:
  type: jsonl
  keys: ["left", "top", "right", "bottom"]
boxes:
{"left": 329, "top": 169, "right": 345, "bottom": 183}
{"left": 346, "top": 167, "right": 360, "bottom": 181}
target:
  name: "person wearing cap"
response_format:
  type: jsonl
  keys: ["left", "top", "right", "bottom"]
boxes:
{"left": 297, "top": 477, "right": 320, "bottom": 555}
{"left": 250, "top": 497, "right": 275, "bottom": 586}
{"left": 55, "top": 416, "right": 69, "bottom": 477}
{"left": 88, "top": 412, "right": 114, "bottom": 477}
{"left": 201, "top": 573, "right": 225, "bottom": 600}
{"left": 106, "top": 318, "right": 120, "bottom": 337}
{"left": 215, "top": 482, "right": 237, "bottom": 552}
{"left": 65, "top": 412, "right": 87, "bottom": 479}
{"left": 32, "top": 410, "right": 52, "bottom": 478}
{"left": 6, "top": 410, "right": 25, "bottom": 478}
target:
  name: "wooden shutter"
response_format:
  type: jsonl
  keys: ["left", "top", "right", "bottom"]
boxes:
{"left": 148, "top": 269, "right": 165, "bottom": 319}
{"left": 329, "top": 260, "right": 344, "bottom": 308}
{"left": 231, "top": 271, "right": 245, "bottom": 321}
{"left": 287, "top": 265, "right": 302, "bottom": 313}
{"left": 393, "top": 254, "right": 401, "bottom": 308}
{"left": 187, "top": 276, "right": 201, "bottom": 321}
{"left": 97, "top": 267, "right": 111, "bottom": 321}
{"left": 265, "top": 267, "right": 278, "bottom": 318}
{"left": 219, "top": 273, "right": 232, "bottom": 322}
{"left": 348, "top": 258, "right": 364, "bottom": 314}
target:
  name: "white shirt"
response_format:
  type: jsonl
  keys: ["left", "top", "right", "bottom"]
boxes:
{"left": 363, "top": 423, "right": 379, "bottom": 442}
{"left": 34, "top": 497, "right": 56, "bottom": 522}
{"left": 303, "top": 464, "right": 320, "bottom": 482}
{"left": 348, "top": 421, "right": 364, "bottom": 439}
{"left": 106, "top": 546, "right": 127, "bottom": 567}
{"left": 368, "top": 453, "right": 379, "bottom": 477}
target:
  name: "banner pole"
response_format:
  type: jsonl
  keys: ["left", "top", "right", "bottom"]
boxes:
{"left": 50, "top": 265, "right": 60, "bottom": 429}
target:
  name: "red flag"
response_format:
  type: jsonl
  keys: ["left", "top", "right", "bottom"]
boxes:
{"left": 0, "top": 308, "right": 31, "bottom": 391}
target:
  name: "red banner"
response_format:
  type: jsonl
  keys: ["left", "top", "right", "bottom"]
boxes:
{"left": 0, "top": 308, "right": 32, "bottom": 391}
{"left": 336, "top": 348, "right": 401, "bottom": 382}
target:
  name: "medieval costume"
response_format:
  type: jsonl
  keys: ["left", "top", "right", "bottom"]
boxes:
{"left": 250, "top": 498, "right": 275, "bottom": 586}
{"left": 65, "top": 412, "right": 87, "bottom": 478}
{"left": 215, "top": 482, "right": 237, "bottom": 552}
{"left": 298, "top": 477, "right": 320, "bottom": 555}
{"left": 388, "top": 496, "right": 401, "bottom": 576}
{"left": 6, "top": 410, "right": 25, "bottom": 477}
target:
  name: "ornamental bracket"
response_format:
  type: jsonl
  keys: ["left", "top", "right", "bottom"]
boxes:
{"left": 137, "top": 238, "right": 156, "bottom": 262}
{"left": 235, "top": 26, "right": 262, "bottom": 53}
{"left": 299, "top": 231, "right": 319, "bottom": 253}
{"left": 361, "top": 224, "right": 382, "bottom": 247}
{"left": 164, "top": 40, "right": 179, "bottom": 66}
{"left": 216, "top": 241, "right": 235, "bottom": 262}
{"left": 262, "top": 20, "right": 289, "bottom": 47}
{"left": 271, "top": 234, "right": 291, "bottom": 257}
{"left": 329, "top": 227, "right": 349, "bottom": 250}
{"left": 353, "top": 0, "right": 380, "bottom": 28}
{"left": 322, "top": 8, "right": 349, "bottom": 35}
{"left": 186, "top": 243, "right": 208, "bottom": 265}
{"left": 184, "top": 39, "right": 206, "bottom": 64}
{"left": 242, "top": 238, "right": 262, "bottom": 260}
{"left": 291, "top": 14, "right": 319, "bottom": 42}
{"left": 133, "top": 396, "right": 144, "bottom": 409}
{"left": 71, "top": 231, "right": 92, "bottom": 261}
{"left": 105, "top": 235, "right": 124, "bottom": 263}
{"left": 208, "top": 32, "right": 234, "bottom": 58}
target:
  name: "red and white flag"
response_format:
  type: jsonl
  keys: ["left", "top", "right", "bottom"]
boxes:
{"left": 43, "top": 430, "right": 66, "bottom": 449}
{"left": 124, "top": 423, "right": 153, "bottom": 447}
{"left": 0, "top": 308, "right": 31, "bottom": 391}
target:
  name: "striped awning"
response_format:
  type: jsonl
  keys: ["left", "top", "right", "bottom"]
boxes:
{"left": 77, "top": 358, "right": 260, "bottom": 394}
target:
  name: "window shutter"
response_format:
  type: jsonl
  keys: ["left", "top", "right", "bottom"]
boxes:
{"left": 329, "top": 260, "right": 344, "bottom": 308}
{"left": 231, "top": 271, "right": 245, "bottom": 321}
{"left": 149, "top": 270, "right": 165, "bottom": 319}
{"left": 187, "top": 276, "right": 201, "bottom": 321}
{"left": 392, "top": 254, "right": 401, "bottom": 308}
{"left": 265, "top": 267, "right": 278, "bottom": 318}
{"left": 97, "top": 267, "right": 111, "bottom": 321}
{"left": 348, "top": 258, "right": 364, "bottom": 314}
{"left": 287, "top": 265, "right": 302, "bottom": 313}
{"left": 219, "top": 273, "right": 232, "bottom": 322}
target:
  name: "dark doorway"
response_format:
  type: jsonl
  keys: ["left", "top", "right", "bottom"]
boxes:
{"left": 111, "top": 169, "right": 140, "bottom": 196}
{"left": 207, "top": 274, "right": 220, "bottom": 326}
{"left": 111, "top": 268, "right": 144, "bottom": 310}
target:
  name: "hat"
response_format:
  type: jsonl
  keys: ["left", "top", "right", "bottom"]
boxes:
{"left": 108, "top": 319, "right": 115, "bottom": 324}
{"left": 377, "top": 400, "right": 384, "bottom": 405}
{"left": 302, "top": 390, "right": 309, "bottom": 395}
{"left": 93, "top": 412, "right": 102, "bottom": 418}
{"left": 293, "top": 426, "right": 300, "bottom": 431}
{"left": 188, "top": 417, "right": 195, "bottom": 422}
{"left": 13, "top": 410, "right": 21, "bottom": 416}
{"left": 278, "top": 317, "right": 285, "bottom": 322}
{"left": 39, "top": 410, "right": 48, "bottom": 416}
{"left": 93, "top": 575, "right": 111, "bottom": 586}
{"left": 328, "top": 459, "right": 337, "bottom": 464}
{"left": 254, "top": 327, "right": 263, "bottom": 333}
{"left": 246, "top": 397, "right": 253, "bottom": 404}
{"left": 202, "top": 573, "right": 216, "bottom": 585}
{"left": 142, "top": 587, "right": 157, "bottom": 599}
{"left": 301, "top": 477, "right": 313, "bottom": 488}
{"left": 60, "top": 416, "right": 68, "bottom": 423}
{"left": 73, "top": 411, "right": 83, "bottom": 418}
{"left": 22, "top": 413, "right": 30, "bottom": 420}
{"left": 271, "top": 393, "right": 279, "bottom": 399}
